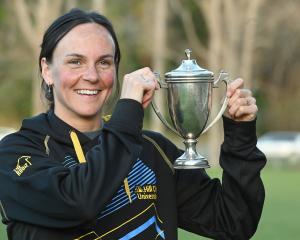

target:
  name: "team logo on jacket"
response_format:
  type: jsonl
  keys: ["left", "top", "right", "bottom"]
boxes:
{"left": 13, "top": 156, "right": 32, "bottom": 176}
{"left": 74, "top": 159, "right": 165, "bottom": 239}
{"left": 135, "top": 184, "right": 157, "bottom": 200}
{"left": 97, "top": 159, "right": 157, "bottom": 220}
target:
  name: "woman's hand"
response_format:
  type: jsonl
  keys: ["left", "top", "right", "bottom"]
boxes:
{"left": 120, "top": 67, "right": 159, "bottom": 109}
{"left": 223, "top": 78, "right": 258, "bottom": 121}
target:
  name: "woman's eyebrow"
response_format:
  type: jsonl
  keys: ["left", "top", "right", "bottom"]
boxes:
{"left": 64, "top": 53, "right": 114, "bottom": 59}
{"left": 65, "top": 53, "right": 84, "bottom": 58}
{"left": 99, "top": 54, "right": 114, "bottom": 59}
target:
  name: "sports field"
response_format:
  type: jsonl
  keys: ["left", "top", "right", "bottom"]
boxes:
{"left": 1, "top": 167, "right": 299, "bottom": 239}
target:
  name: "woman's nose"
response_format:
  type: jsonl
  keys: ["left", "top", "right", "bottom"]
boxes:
{"left": 82, "top": 65, "right": 99, "bottom": 83}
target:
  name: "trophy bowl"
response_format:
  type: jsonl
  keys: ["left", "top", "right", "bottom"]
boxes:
{"left": 152, "top": 49, "right": 229, "bottom": 169}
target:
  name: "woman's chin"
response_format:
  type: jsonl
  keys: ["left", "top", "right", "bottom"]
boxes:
{"left": 76, "top": 108, "right": 101, "bottom": 119}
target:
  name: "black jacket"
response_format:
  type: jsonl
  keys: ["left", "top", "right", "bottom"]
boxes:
{"left": 0, "top": 99, "right": 266, "bottom": 240}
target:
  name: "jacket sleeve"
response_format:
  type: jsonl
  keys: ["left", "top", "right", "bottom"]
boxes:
{"left": 176, "top": 117, "right": 266, "bottom": 240}
{"left": 0, "top": 99, "right": 143, "bottom": 228}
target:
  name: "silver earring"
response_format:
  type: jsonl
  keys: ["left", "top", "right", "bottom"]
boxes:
{"left": 47, "top": 84, "right": 52, "bottom": 94}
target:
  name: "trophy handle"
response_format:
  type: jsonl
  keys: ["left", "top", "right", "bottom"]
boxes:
{"left": 201, "top": 71, "right": 229, "bottom": 135}
{"left": 151, "top": 72, "right": 182, "bottom": 137}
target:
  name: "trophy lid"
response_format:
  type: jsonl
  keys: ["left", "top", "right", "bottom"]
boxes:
{"left": 165, "top": 49, "right": 214, "bottom": 82}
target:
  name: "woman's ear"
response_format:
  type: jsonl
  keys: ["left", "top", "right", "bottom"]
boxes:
{"left": 41, "top": 58, "right": 53, "bottom": 85}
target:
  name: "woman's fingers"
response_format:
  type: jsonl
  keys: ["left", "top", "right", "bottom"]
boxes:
{"left": 120, "top": 67, "right": 158, "bottom": 108}
{"left": 225, "top": 78, "right": 258, "bottom": 121}
{"left": 226, "top": 78, "right": 244, "bottom": 98}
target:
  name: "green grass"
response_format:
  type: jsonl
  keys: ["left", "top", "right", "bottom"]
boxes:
{"left": 253, "top": 167, "right": 300, "bottom": 239}
{"left": 1, "top": 167, "right": 299, "bottom": 239}
{"left": 179, "top": 167, "right": 300, "bottom": 239}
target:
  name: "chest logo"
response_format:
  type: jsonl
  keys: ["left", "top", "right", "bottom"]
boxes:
{"left": 13, "top": 156, "right": 32, "bottom": 176}
{"left": 135, "top": 184, "right": 157, "bottom": 200}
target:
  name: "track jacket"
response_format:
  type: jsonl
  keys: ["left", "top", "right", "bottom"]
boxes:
{"left": 0, "top": 99, "right": 266, "bottom": 240}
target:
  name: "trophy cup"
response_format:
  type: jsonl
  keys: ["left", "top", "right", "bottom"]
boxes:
{"left": 152, "top": 49, "right": 229, "bottom": 169}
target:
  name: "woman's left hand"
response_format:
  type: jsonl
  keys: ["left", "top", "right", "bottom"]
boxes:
{"left": 223, "top": 78, "right": 258, "bottom": 122}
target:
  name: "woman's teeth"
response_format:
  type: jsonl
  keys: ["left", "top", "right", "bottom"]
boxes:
{"left": 76, "top": 90, "right": 99, "bottom": 95}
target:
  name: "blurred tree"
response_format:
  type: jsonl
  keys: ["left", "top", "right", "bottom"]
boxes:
{"left": 92, "top": 0, "right": 106, "bottom": 12}
{"left": 1, "top": 0, "right": 300, "bottom": 134}
{"left": 0, "top": 0, "right": 33, "bottom": 126}
{"left": 255, "top": 0, "right": 300, "bottom": 131}
{"left": 11, "top": 0, "right": 63, "bottom": 114}
{"left": 150, "top": 0, "right": 168, "bottom": 132}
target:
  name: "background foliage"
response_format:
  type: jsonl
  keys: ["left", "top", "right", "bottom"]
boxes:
{"left": 0, "top": 0, "right": 300, "bottom": 133}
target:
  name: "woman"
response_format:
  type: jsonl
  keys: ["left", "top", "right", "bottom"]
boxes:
{"left": 0, "top": 8, "right": 266, "bottom": 240}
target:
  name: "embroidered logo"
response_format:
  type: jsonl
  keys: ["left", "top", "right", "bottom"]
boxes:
{"left": 13, "top": 156, "right": 32, "bottom": 176}
{"left": 135, "top": 184, "right": 157, "bottom": 200}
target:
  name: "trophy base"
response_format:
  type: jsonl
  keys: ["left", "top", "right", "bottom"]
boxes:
{"left": 173, "top": 139, "right": 210, "bottom": 169}
{"left": 173, "top": 153, "right": 210, "bottom": 169}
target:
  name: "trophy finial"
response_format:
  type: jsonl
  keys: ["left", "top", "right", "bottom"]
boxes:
{"left": 185, "top": 49, "right": 192, "bottom": 60}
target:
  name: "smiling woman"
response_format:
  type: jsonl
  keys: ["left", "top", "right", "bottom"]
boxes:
{"left": 40, "top": 23, "right": 116, "bottom": 131}
{"left": 0, "top": 8, "right": 266, "bottom": 240}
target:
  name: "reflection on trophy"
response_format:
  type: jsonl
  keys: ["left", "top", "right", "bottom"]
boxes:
{"left": 152, "top": 49, "right": 229, "bottom": 169}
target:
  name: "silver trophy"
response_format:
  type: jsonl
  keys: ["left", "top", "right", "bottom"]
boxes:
{"left": 152, "top": 49, "right": 229, "bottom": 169}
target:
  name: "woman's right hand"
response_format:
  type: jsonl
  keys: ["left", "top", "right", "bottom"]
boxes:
{"left": 120, "top": 67, "right": 159, "bottom": 109}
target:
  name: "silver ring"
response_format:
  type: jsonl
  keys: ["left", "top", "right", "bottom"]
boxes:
{"left": 141, "top": 74, "right": 150, "bottom": 83}
{"left": 246, "top": 98, "right": 251, "bottom": 106}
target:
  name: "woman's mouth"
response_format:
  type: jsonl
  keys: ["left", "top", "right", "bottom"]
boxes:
{"left": 76, "top": 89, "right": 101, "bottom": 95}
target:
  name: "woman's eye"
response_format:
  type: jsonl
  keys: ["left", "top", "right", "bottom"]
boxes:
{"left": 98, "top": 59, "right": 113, "bottom": 69}
{"left": 100, "top": 60, "right": 109, "bottom": 67}
{"left": 69, "top": 59, "right": 81, "bottom": 66}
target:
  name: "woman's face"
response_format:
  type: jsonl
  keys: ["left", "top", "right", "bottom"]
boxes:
{"left": 42, "top": 23, "right": 116, "bottom": 126}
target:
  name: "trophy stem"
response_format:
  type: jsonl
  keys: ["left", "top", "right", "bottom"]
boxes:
{"left": 173, "top": 139, "right": 210, "bottom": 169}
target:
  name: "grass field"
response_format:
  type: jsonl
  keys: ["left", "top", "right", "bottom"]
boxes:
{"left": 1, "top": 167, "right": 299, "bottom": 239}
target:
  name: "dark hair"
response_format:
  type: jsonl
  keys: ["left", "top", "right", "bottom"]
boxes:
{"left": 39, "top": 8, "right": 121, "bottom": 110}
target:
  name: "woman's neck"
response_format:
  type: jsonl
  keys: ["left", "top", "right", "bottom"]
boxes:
{"left": 54, "top": 110, "right": 102, "bottom": 132}
{"left": 69, "top": 118, "right": 101, "bottom": 132}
